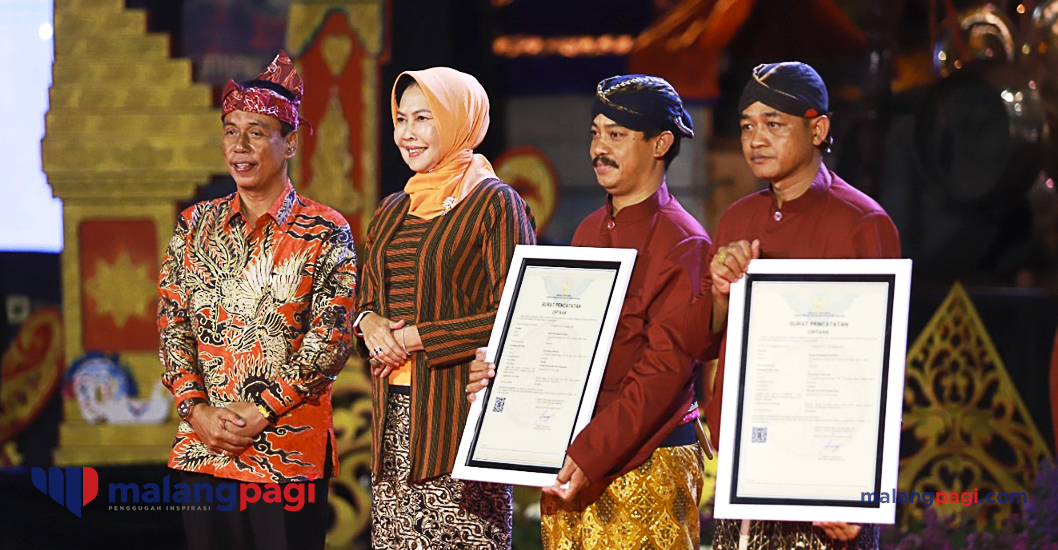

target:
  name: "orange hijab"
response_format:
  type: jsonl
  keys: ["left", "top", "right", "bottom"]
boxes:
{"left": 391, "top": 67, "right": 496, "bottom": 219}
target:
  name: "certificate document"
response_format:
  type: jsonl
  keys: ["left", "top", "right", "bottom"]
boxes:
{"left": 714, "top": 259, "right": 912, "bottom": 524}
{"left": 452, "top": 245, "right": 637, "bottom": 487}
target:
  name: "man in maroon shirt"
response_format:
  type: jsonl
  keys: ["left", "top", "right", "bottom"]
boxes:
{"left": 708, "top": 61, "right": 901, "bottom": 550}
{"left": 468, "top": 74, "right": 714, "bottom": 549}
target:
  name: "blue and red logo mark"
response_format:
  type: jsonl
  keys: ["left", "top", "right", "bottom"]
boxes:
{"left": 32, "top": 466, "right": 99, "bottom": 517}
{"left": 31, "top": 467, "right": 315, "bottom": 516}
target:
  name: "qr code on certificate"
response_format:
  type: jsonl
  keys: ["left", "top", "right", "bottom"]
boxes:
{"left": 751, "top": 427, "right": 767, "bottom": 443}
{"left": 492, "top": 397, "right": 506, "bottom": 413}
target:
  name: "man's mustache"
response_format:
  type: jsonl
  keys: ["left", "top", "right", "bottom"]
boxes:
{"left": 593, "top": 155, "right": 618, "bottom": 169}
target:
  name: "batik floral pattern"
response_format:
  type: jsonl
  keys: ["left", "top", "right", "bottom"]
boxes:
{"left": 159, "top": 184, "right": 356, "bottom": 483}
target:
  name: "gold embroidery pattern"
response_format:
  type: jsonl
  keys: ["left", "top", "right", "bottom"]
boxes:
{"left": 542, "top": 445, "right": 703, "bottom": 549}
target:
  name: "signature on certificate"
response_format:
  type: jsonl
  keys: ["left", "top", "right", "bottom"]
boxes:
{"left": 820, "top": 439, "right": 842, "bottom": 454}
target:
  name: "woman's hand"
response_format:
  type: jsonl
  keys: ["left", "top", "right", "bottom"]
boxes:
{"left": 400, "top": 325, "right": 424, "bottom": 354}
{"left": 361, "top": 312, "right": 409, "bottom": 376}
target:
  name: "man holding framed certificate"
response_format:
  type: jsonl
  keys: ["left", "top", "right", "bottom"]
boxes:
{"left": 706, "top": 62, "right": 902, "bottom": 549}
{"left": 468, "top": 74, "right": 715, "bottom": 549}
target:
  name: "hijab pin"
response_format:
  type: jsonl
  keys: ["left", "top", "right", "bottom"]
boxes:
{"left": 442, "top": 196, "right": 457, "bottom": 214}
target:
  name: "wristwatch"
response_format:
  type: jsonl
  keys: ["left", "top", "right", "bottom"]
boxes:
{"left": 177, "top": 398, "right": 207, "bottom": 420}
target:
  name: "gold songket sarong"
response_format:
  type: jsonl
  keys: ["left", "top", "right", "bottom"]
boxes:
{"left": 541, "top": 444, "right": 703, "bottom": 550}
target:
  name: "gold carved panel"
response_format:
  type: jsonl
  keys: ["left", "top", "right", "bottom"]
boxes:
{"left": 899, "top": 283, "right": 1051, "bottom": 527}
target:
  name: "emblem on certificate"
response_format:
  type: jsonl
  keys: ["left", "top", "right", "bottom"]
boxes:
{"left": 453, "top": 245, "right": 637, "bottom": 487}
{"left": 714, "top": 259, "right": 913, "bottom": 524}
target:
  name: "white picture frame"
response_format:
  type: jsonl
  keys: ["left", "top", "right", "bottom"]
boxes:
{"left": 452, "top": 244, "right": 637, "bottom": 487}
{"left": 713, "top": 258, "right": 912, "bottom": 524}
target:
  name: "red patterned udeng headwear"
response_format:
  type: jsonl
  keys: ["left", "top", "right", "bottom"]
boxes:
{"left": 221, "top": 50, "right": 303, "bottom": 129}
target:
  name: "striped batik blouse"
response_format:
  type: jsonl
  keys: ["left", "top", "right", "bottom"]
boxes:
{"left": 383, "top": 216, "right": 430, "bottom": 385}
{"left": 357, "top": 179, "right": 536, "bottom": 482}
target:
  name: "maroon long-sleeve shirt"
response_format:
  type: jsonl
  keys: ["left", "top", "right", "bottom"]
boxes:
{"left": 704, "top": 163, "right": 902, "bottom": 450}
{"left": 567, "top": 183, "right": 713, "bottom": 484}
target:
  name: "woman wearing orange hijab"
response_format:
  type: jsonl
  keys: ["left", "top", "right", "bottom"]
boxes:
{"left": 353, "top": 67, "right": 536, "bottom": 547}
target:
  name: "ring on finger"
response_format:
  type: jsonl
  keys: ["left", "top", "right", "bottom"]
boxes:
{"left": 716, "top": 250, "right": 728, "bottom": 264}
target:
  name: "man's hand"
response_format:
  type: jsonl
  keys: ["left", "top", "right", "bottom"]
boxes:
{"left": 813, "top": 522, "right": 862, "bottom": 541}
{"left": 710, "top": 239, "right": 760, "bottom": 331}
{"left": 225, "top": 402, "right": 271, "bottom": 439}
{"left": 710, "top": 239, "right": 760, "bottom": 296}
{"left": 465, "top": 347, "right": 494, "bottom": 403}
{"left": 541, "top": 456, "right": 588, "bottom": 502}
{"left": 186, "top": 405, "right": 253, "bottom": 455}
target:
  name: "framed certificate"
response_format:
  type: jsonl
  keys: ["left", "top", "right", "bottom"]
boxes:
{"left": 713, "top": 259, "right": 912, "bottom": 524}
{"left": 452, "top": 244, "right": 637, "bottom": 487}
